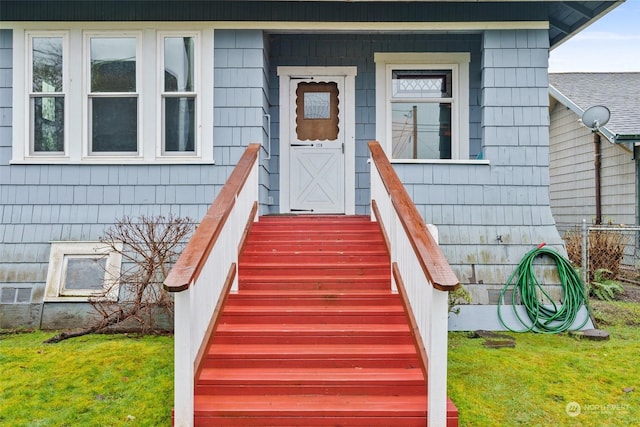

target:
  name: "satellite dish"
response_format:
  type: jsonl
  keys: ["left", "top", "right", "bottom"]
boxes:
{"left": 581, "top": 105, "right": 610, "bottom": 131}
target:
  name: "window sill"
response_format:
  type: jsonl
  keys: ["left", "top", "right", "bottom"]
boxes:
{"left": 11, "top": 158, "right": 216, "bottom": 165}
{"left": 43, "top": 295, "right": 118, "bottom": 303}
{"left": 389, "top": 159, "right": 490, "bottom": 165}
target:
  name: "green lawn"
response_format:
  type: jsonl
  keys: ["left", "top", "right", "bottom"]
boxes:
{"left": 0, "top": 332, "right": 173, "bottom": 427}
{"left": 0, "top": 301, "right": 637, "bottom": 426}
{"left": 448, "top": 301, "right": 640, "bottom": 426}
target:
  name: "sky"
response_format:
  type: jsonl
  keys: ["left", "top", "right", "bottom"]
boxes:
{"left": 548, "top": 0, "right": 640, "bottom": 73}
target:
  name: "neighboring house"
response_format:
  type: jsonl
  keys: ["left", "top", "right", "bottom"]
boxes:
{"left": 0, "top": 1, "right": 623, "bottom": 330}
{"left": 549, "top": 72, "right": 640, "bottom": 234}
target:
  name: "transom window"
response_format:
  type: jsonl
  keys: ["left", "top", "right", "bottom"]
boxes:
{"left": 14, "top": 26, "right": 213, "bottom": 164}
{"left": 375, "top": 53, "right": 470, "bottom": 162}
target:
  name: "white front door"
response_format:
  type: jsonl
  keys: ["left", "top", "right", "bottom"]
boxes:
{"left": 278, "top": 67, "right": 357, "bottom": 214}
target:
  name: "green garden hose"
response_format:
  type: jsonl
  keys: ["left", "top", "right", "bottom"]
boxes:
{"left": 498, "top": 244, "right": 591, "bottom": 333}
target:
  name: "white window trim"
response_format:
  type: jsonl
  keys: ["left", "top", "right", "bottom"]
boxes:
{"left": 157, "top": 31, "right": 201, "bottom": 159}
{"left": 375, "top": 52, "right": 470, "bottom": 162}
{"left": 24, "top": 30, "right": 70, "bottom": 159}
{"left": 84, "top": 31, "right": 143, "bottom": 158}
{"left": 44, "top": 241, "right": 123, "bottom": 302}
{"left": 12, "top": 24, "right": 214, "bottom": 165}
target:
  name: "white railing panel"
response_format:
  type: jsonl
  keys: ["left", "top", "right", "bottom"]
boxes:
{"left": 169, "top": 145, "right": 260, "bottom": 427}
{"left": 369, "top": 141, "right": 456, "bottom": 427}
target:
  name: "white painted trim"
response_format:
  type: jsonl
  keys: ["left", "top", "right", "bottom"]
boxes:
{"left": 277, "top": 66, "right": 357, "bottom": 215}
{"left": 390, "top": 159, "right": 490, "bottom": 165}
{"left": 157, "top": 30, "right": 201, "bottom": 158}
{"left": 11, "top": 24, "right": 215, "bottom": 165}
{"left": 84, "top": 30, "right": 144, "bottom": 158}
{"left": 375, "top": 52, "right": 471, "bottom": 161}
{"left": 43, "top": 241, "right": 123, "bottom": 303}
{"left": 3, "top": 21, "right": 550, "bottom": 31}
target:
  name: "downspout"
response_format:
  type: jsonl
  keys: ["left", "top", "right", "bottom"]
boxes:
{"left": 594, "top": 132, "right": 602, "bottom": 225}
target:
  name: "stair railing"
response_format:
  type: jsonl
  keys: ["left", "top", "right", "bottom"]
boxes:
{"left": 164, "top": 143, "right": 261, "bottom": 427}
{"left": 368, "top": 140, "right": 459, "bottom": 427}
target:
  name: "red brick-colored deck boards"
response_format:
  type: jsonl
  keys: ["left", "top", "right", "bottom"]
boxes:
{"left": 192, "top": 215, "right": 459, "bottom": 426}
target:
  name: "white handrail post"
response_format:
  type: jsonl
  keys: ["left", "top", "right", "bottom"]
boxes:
{"left": 173, "top": 289, "right": 194, "bottom": 427}
{"left": 428, "top": 287, "right": 449, "bottom": 427}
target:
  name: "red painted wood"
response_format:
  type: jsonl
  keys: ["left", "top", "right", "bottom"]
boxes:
{"left": 191, "top": 215, "right": 458, "bottom": 426}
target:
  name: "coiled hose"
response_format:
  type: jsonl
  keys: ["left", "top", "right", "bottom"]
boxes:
{"left": 498, "top": 244, "right": 591, "bottom": 333}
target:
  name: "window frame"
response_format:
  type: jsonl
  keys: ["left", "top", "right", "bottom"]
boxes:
{"left": 375, "top": 52, "right": 470, "bottom": 162}
{"left": 12, "top": 24, "right": 214, "bottom": 165}
{"left": 44, "top": 241, "right": 123, "bottom": 302}
{"left": 26, "top": 31, "right": 69, "bottom": 158}
{"left": 158, "top": 31, "right": 201, "bottom": 158}
{"left": 84, "top": 31, "right": 142, "bottom": 157}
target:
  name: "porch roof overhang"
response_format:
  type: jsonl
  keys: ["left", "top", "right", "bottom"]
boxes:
{"left": 0, "top": 1, "right": 624, "bottom": 48}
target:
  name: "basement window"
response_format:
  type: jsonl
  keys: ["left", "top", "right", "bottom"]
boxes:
{"left": 44, "top": 241, "right": 122, "bottom": 302}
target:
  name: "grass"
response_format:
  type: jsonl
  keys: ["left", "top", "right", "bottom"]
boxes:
{"left": 0, "top": 331, "right": 173, "bottom": 427}
{"left": 448, "top": 301, "right": 640, "bottom": 426}
{"left": 0, "top": 301, "right": 637, "bottom": 426}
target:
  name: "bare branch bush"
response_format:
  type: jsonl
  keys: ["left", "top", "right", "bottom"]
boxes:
{"left": 45, "top": 215, "right": 194, "bottom": 343}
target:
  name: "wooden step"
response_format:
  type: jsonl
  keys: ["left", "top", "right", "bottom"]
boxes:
{"left": 191, "top": 215, "right": 458, "bottom": 426}
{"left": 193, "top": 395, "right": 460, "bottom": 427}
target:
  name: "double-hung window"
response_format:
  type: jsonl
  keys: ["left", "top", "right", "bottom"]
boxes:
{"left": 29, "top": 33, "right": 66, "bottom": 155}
{"left": 14, "top": 25, "right": 213, "bottom": 164}
{"left": 88, "top": 35, "right": 139, "bottom": 154}
{"left": 375, "top": 53, "right": 470, "bottom": 162}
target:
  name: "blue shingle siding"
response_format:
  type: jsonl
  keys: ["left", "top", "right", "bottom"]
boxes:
{"left": 0, "top": 29, "right": 271, "bottom": 327}
{"left": 411, "top": 29, "right": 563, "bottom": 303}
{"left": 268, "top": 33, "right": 483, "bottom": 214}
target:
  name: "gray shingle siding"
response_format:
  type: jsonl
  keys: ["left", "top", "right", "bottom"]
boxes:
{"left": 0, "top": 29, "right": 271, "bottom": 328}
{"left": 268, "top": 33, "right": 483, "bottom": 214}
{"left": 401, "top": 29, "right": 563, "bottom": 303}
{"left": 2, "top": 25, "right": 566, "bottom": 326}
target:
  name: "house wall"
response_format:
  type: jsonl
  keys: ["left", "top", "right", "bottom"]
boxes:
{"left": 549, "top": 102, "right": 596, "bottom": 231}
{"left": 549, "top": 102, "right": 637, "bottom": 232}
{"left": 268, "top": 30, "right": 564, "bottom": 314}
{"left": 600, "top": 139, "right": 636, "bottom": 227}
{"left": 0, "top": 29, "right": 271, "bottom": 329}
{"left": 415, "top": 29, "right": 564, "bottom": 310}
{"left": 267, "top": 33, "right": 483, "bottom": 214}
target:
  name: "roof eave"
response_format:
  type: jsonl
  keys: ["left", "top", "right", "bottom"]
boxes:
{"left": 549, "top": 84, "right": 617, "bottom": 143}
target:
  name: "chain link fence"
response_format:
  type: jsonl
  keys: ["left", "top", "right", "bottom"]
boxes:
{"left": 561, "top": 221, "right": 640, "bottom": 285}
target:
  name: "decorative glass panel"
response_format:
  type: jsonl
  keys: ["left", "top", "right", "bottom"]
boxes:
{"left": 392, "top": 70, "right": 452, "bottom": 99}
{"left": 33, "top": 96, "right": 64, "bottom": 152}
{"left": 295, "top": 82, "right": 339, "bottom": 141}
{"left": 91, "top": 97, "right": 138, "bottom": 152}
{"left": 164, "top": 37, "right": 195, "bottom": 92}
{"left": 391, "top": 102, "right": 451, "bottom": 159}
{"left": 304, "top": 92, "right": 330, "bottom": 119}
{"left": 32, "top": 37, "right": 63, "bottom": 92}
{"left": 90, "top": 38, "right": 136, "bottom": 92}
{"left": 62, "top": 256, "right": 107, "bottom": 292}
{"left": 164, "top": 97, "right": 195, "bottom": 152}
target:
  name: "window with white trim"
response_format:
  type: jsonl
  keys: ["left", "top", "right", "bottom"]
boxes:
{"left": 375, "top": 53, "right": 470, "bottom": 161}
{"left": 44, "top": 241, "right": 122, "bottom": 302}
{"left": 14, "top": 26, "right": 214, "bottom": 164}
{"left": 161, "top": 34, "right": 197, "bottom": 155}
{"left": 29, "top": 33, "right": 66, "bottom": 155}
{"left": 87, "top": 34, "right": 140, "bottom": 155}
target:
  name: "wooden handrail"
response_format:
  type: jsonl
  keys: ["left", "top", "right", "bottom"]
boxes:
{"left": 368, "top": 140, "right": 459, "bottom": 292}
{"left": 164, "top": 143, "right": 261, "bottom": 292}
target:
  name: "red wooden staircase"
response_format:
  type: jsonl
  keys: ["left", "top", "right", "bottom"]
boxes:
{"left": 193, "top": 215, "right": 459, "bottom": 426}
